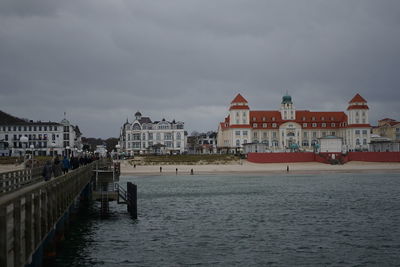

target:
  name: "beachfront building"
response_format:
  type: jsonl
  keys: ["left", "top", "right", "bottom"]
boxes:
{"left": 187, "top": 131, "right": 218, "bottom": 154}
{"left": 0, "top": 110, "right": 82, "bottom": 156}
{"left": 217, "top": 93, "right": 371, "bottom": 153}
{"left": 372, "top": 118, "right": 400, "bottom": 141}
{"left": 119, "top": 111, "right": 186, "bottom": 155}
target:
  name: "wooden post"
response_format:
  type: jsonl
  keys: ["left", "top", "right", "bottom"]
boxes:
{"left": 127, "top": 182, "right": 137, "bottom": 219}
{"left": 25, "top": 193, "right": 33, "bottom": 263}
{"left": 0, "top": 205, "right": 8, "bottom": 267}
{"left": 13, "top": 200, "right": 22, "bottom": 267}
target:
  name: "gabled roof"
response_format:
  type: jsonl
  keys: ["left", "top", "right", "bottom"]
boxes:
{"left": 231, "top": 93, "right": 248, "bottom": 104}
{"left": 349, "top": 93, "right": 367, "bottom": 104}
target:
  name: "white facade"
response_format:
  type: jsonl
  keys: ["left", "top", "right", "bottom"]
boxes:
{"left": 0, "top": 111, "right": 82, "bottom": 157}
{"left": 218, "top": 93, "right": 371, "bottom": 153}
{"left": 319, "top": 136, "right": 343, "bottom": 153}
{"left": 120, "top": 111, "right": 186, "bottom": 155}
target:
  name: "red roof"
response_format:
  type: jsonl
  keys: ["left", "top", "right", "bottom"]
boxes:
{"left": 349, "top": 93, "right": 367, "bottom": 104}
{"left": 229, "top": 105, "right": 250, "bottom": 110}
{"left": 379, "top": 118, "right": 396, "bottom": 122}
{"left": 347, "top": 105, "right": 369, "bottom": 110}
{"left": 231, "top": 93, "right": 248, "bottom": 104}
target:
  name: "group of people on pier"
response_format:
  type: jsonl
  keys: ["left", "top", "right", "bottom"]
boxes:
{"left": 42, "top": 155, "right": 96, "bottom": 181}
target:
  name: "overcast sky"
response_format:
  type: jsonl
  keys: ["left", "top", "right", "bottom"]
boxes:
{"left": 1, "top": 0, "right": 399, "bottom": 138}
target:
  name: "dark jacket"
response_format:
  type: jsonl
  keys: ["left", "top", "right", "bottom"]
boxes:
{"left": 62, "top": 157, "right": 70, "bottom": 170}
{"left": 42, "top": 162, "right": 53, "bottom": 181}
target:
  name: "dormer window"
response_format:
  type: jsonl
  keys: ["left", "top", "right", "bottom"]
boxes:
{"left": 253, "top": 117, "right": 256, "bottom": 122}
{"left": 302, "top": 117, "right": 306, "bottom": 121}
{"left": 253, "top": 123, "right": 257, "bottom": 128}
{"left": 262, "top": 117, "right": 266, "bottom": 121}
{"left": 312, "top": 117, "right": 315, "bottom": 121}
{"left": 321, "top": 117, "right": 325, "bottom": 121}
{"left": 272, "top": 117, "right": 275, "bottom": 121}
{"left": 331, "top": 117, "right": 334, "bottom": 121}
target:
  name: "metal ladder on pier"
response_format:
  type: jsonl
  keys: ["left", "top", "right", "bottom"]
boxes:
{"left": 114, "top": 183, "right": 128, "bottom": 204}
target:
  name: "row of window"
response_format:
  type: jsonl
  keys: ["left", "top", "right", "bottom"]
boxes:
{"left": 355, "top": 130, "right": 368, "bottom": 135}
{"left": 0, "top": 125, "right": 60, "bottom": 132}
{"left": 127, "top": 132, "right": 182, "bottom": 141}
{"left": 12, "top": 141, "right": 48, "bottom": 148}
{"left": 251, "top": 122, "right": 346, "bottom": 128}
{"left": 3, "top": 133, "right": 62, "bottom": 141}
{"left": 127, "top": 141, "right": 182, "bottom": 149}
{"left": 135, "top": 124, "right": 184, "bottom": 130}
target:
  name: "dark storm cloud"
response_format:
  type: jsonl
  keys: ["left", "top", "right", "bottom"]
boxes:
{"left": 1, "top": 0, "right": 399, "bottom": 138}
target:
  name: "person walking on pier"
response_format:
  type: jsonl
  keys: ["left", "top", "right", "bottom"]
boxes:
{"left": 53, "top": 155, "right": 63, "bottom": 177}
{"left": 42, "top": 161, "right": 53, "bottom": 181}
{"left": 62, "top": 156, "right": 70, "bottom": 174}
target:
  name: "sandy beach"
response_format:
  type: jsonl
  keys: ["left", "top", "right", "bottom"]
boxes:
{"left": 120, "top": 160, "right": 400, "bottom": 176}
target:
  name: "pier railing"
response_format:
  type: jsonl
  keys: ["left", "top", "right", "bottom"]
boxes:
{"left": 0, "top": 168, "right": 42, "bottom": 196}
{"left": 0, "top": 162, "right": 96, "bottom": 267}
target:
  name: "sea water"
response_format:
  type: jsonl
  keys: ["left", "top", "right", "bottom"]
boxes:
{"left": 55, "top": 173, "right": 400, "bottom": 266}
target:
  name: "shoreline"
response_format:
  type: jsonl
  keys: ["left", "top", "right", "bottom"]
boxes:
{"left": 120, "top": 161, "right": 400, "bottom": 176}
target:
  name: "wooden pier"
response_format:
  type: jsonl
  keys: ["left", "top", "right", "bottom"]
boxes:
{"left": 0, "top": 160, "right": 137, "bottom": 266}
{"left": 0, "top": 162, "right": 96, "bottom": 267}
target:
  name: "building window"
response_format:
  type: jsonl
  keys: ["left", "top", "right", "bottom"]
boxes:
{"left": 253, "top": 132, "right": 258, "bottom": 138}
{"left": 303, "top": 123, "right": 307, "bottom": 127}
{"left": 331, "top": 117, "right": 334, "bottom": 121}
{"left": 355, "top": 130, "right": 360, "bottom": 135}
{"left": 321, "top": 117, "right": 325, "bottom": 121}
{"left": 253, "top": 123, "right": 257, "bottom": 128}
{"left": 262, "top": 117, "right": 266, "bottom": 121}
{"left": 243, "top": 139, "right": 247, "bottom": 144}
{"left": 262, "top": 123, "right": 267, "bottom": 128}
{"left": 322, "top": 123, "right": 326, "bottom": 127}
{"left": 312, "top": 132, "right": 317, "bottom": 137}
{"left": 331, "top": 123, "right": 335, "bottom": 127}
{"left": 242, "top": 118, "right": 247, "bottom": 124}
{"left": 236, "top": 119, "right": 239, "bottom": 124}
{"left": 312, "top": 123, "right": 317, "bottom": 127}
{"left": 176, "top": 132, "right": 181, "bottom": 140}
{"left": 235, "top": 131, "right": 240, "bottom": 136}
{"left": 272, "top": 132, "right": 277, "bottom": 138}
{"left": 312, "top": 117, "right": 315, "bottom": 121}
{"left": 156, "top": 133, "right": 161, "bottom": 140}
{"left": 148, "top": 133, "right": 153, "bottom": 140}
{"left": 243, "top": 131, "right": 248, "bottom": 136}
{"left": 356, "top": 139, "right": 360, "bottom": 145}
{"left": 362, "top": 130, "right": 367, "bottom": 135}
{"left": 303, "top": 132, "right": 308, "bottom": 138}
{"left": 263, "top": 132, "right": 268, "bottom": 138}
{"left": 331, "top": 132, "right": 336, "bottom": 136}
{"left": 322, "top": 132, "right": 326, "bottom": 137}
{"left": 272, "top": 117, "right": 275, "bottom": 121}
{"left": 272, "top": 140, "right": 279, "bottom": 146}
{"left": 253, "top": 117, "right": 256, "bottom": 121}
{"left": 363, "top": 139, "right": 367, "bottom": 145}
{"left": 272, "top": 123, "right": 277, "bottom": 128}
{"left": 236, "top": 140, "right": 240, "bottom": 147}
{"left": 302, "top": 140, "right": 309, "bottom": 147}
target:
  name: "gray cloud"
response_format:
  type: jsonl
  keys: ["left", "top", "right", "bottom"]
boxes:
{"left": 1, "top": 0, "right": 399, "bottom": 138}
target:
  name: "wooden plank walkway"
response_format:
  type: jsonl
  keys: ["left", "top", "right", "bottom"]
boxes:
{"left": 0, "top": 162, "right": 96, "bottom": 267}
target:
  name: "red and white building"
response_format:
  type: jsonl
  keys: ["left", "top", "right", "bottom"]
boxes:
{"left": 217, "top": 93, "right": 371, "bottom": 153}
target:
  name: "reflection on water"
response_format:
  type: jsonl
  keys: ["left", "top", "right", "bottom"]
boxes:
{"left": 55, "top": 173, "right": 400, "bottom": 266}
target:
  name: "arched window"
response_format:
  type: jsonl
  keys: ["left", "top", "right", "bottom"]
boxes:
{"left": 236, "top": 140, "right": 240, "bottom": 147}
{"left": 176, "top": 132, "right": 181, "bottom": 140}
{"left": 356, "top": 139, "right": 360, "bottom": 145}
{"left": 302, "top": 140, "right": 309, "bottom": 147}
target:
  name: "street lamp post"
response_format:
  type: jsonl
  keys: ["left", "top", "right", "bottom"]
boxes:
{"left": 29, "top": 144, "right": 35, "bottom": 179}
{"left": 66, "top": 146, "right": 70, "bottom": 158}
{"left": 51, "top": 142, "right": 57, "bottom": 157}
{"left": 115, "top": 144, "right": 121, "bottom": 159}
{"left": 19, "top": 136, "right": 28, "bottom": 166}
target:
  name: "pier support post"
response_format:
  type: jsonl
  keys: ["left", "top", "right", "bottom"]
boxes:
{"left": 127, "top": 182, "right": 137, "bottom": 219}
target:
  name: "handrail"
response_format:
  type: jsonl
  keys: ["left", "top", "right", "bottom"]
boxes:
{"left": 0, "top": 161, "right": 98, "bottom": 267}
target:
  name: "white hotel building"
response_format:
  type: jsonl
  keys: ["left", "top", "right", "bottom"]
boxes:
{"left": 0, "top": 110, "right": 82, "bottom": 157}
{"left": 119, "top": 111, "right": 186, "bottom": 155}
{"left": 217, "top": 93, "right": 371, "bottom": 153}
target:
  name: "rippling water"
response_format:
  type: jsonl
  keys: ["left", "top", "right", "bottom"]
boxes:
{"left": 55, "top": 173, "right": 400, "bottom": 266}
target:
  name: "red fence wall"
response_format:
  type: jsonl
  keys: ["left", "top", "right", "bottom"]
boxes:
{"left": 247, "top": 152, "right": 315, "bottom": 163}
{"left": 247, "top": 152, "right": 400, "bottom": 163}
{"left": 348, "top": 152, "right": 400, "bottom": 162}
